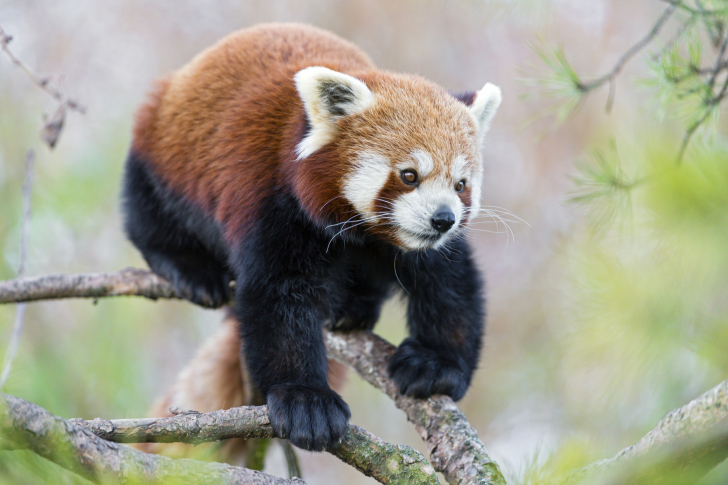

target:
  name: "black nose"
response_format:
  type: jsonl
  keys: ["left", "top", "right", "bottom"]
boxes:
{"left": 431, "top": 208, "right": 455, "bottom": 233}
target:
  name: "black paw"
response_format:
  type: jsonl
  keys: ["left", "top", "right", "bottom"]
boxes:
{"left": 267, "top": 384, "right": 351, "bottom": 451}
{"left": 147, "top": 254, "right": 231, "bottom": 308}
{"left": 387, "top": 337, "right": 469, "bottom": 401}
{"left": 171, "top": 264, "right": 231, "bottom": 308}
{"left": 327, "top": 313, "right": 378, "bottom": 332}
{"left": 328, "top": 302, "right": 381, "bottom": 332}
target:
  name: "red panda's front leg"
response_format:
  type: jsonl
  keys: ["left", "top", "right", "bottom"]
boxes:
{"left": 388, "top": 237, "right": 485, "bottom": 401}
{"left": 232, "top": 197, "right": 351, "bottom": 452}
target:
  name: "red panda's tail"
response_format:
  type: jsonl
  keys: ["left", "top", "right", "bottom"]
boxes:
{"left": 135, "top": 311, "right": 348, "bottom": 464}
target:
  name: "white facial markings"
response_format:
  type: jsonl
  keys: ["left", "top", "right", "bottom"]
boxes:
{"left": 392, "top": 174, "right": 465, "bottom": 250}
{"left": 410, "top": 149, "right": 434, "bottom": 178}
{"left": 342, "top": 152, "right": 391, "bottom": 219}
{"left": 452, "top": 154, "right": 479, "bottom": 223}
{"left": 467, "top": 162, "right": 484, "bottom": 221}
{"left": 452, "top": 155, "right": 469, "bottom": 181}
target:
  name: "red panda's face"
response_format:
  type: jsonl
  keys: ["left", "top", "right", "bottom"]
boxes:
{"left": 294, "top": 67, "right": 501, "bottom": 251}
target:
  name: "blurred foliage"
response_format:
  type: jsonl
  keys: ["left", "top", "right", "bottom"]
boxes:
{"left": 518, "top": 1, "right": 728, "bottom": 483}
{"left": 517, "top": 140, "right": 728, "bottom": 480}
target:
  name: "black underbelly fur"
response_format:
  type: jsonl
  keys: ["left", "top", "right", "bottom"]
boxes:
{"left": 121, "top": 150, "right": 486, "bottom": 451}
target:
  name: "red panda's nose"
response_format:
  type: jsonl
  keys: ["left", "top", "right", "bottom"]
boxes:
{"left": 431, "top": 208, "right": 455, "bottom": 233}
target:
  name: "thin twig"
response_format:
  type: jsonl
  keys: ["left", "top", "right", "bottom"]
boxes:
{"left": 677, "top": 67, "right": 728, "bottom": 162}
{"left": 0, "top": 150, "right": 35, "bottom": 390}
{"left": 0, "top": 25, "right": 85, "bottom": 114}
{"left": 578, "top": 5, "right": 677, "bottom": 112}
{"left": 659, "top": 0, "right": 728, "bottom": 17}
{"left": 653, "top": 12, "right": 698, "bottom": 61}
{"left": 707, "top": 33, "right": 728, "bottom": 91}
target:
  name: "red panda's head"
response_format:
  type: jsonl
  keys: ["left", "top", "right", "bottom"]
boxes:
{"left": 293, "top": 66, "right": 501, "bottom": 251}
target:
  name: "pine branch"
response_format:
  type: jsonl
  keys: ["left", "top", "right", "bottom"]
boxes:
{"left": 578, "top": 5, "right": 677, "bottom": 112}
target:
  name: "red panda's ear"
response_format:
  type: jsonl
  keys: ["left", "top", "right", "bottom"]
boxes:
{"left": 294, "top": 66, "right": 373, "bottom": 160}
{"left": 450, "top": 91, "right": 478, "bottom": 106}
{"left": 469, "top": 83, "right": 501, "bottom": 141}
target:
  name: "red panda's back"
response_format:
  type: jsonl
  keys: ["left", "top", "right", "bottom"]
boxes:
{"left": 131, "top": 23, "right": 375, "bottom": 237}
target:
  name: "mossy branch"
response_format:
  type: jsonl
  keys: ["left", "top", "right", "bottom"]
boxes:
{"left": 68, "top": 405, "right": 439, "bottom": 485}
{"left": 0, "top": 393, "right": 302, "bottom": 485}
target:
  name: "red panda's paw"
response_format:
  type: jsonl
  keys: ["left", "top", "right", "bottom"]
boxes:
{"left": 164, "top": 262, "right": 231, "bottom": 309}
{"left": 327, "top": 313, "right": 378, "bottom": 332}
{"left": 267, "top": 384, "right": 351, "bottom": 452}
{"left": 388, "top": 337, "right": 469, "bottom": 401}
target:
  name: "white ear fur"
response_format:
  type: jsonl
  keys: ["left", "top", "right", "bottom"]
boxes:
{"left": 469, "top": 83, "right": 502, "bottom": 140}
{"left": 294, "top": 66, "right": 373, "bottom": 159}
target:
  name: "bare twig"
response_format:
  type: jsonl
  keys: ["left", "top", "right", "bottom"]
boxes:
{"left": 578, "top": 5, "right": 677, "bottom": 112}
{"left": 0, "top": 150, "right": 35, "bottom": 390}
{"left": 0, "top": 25, "right": 85, "bottom": 114}
{"left": 0, "top": 24, "right": 85, "bottom": 148}
{"left": 0, "top": 269, "right": 505, "bottom": 485}
{"left": 0, "top": 392, "right": 303, "bottom": 485}
{"left": 70, "top": 403, "right": 439, "bottom": 485}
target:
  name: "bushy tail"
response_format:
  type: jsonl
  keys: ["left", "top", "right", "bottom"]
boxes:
{"left": 135, "top": 311, "right": 347, "bottom": 464}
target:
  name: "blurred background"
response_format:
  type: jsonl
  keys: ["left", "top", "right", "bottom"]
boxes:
{"left": 1, "top": 0, "right": 727, "bottom": 483}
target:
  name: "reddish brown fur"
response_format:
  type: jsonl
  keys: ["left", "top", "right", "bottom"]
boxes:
{"left": 132, "top": 23, "right": 479, "bottom": 244}
{"left": 133, "top": 23, "right": 374, "bottom": 239}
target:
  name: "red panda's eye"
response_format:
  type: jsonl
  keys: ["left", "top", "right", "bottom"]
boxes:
{"left": 401, "top": 169, "right": 418, "bottom": 186}
{"left": 456, "top": 180, "right": 466, "bottom": 192}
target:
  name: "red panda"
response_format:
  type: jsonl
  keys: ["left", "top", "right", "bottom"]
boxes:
{"left": 123, "top": 22, "right": 501, "bottom": 452}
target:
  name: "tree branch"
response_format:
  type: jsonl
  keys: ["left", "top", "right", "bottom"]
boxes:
{"left": 555, "top": 377, "right": 728, "bottom": 483}
{"left": 0, "top": 269, "right": 505, "bottom": 485}
{"left": 0, "top": 392, "right": 302, "bottom": 485}
{"left": 325, "top": 331, "right": 506, "bottom": 485}
{"left": 68, "top": 404, "right": 439, "bottom": 485}
{"left": 577, "top": 5, "right": 677, "bottom": 111}
{"left": 0, "top": 268, "right": 184, "bottom": 304}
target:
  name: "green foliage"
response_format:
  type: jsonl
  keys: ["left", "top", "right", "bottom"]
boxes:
{"left": 519, "top": 2, "right": 728, "bottom": 483}
{"left": 569, "top": 142, "right": 640, "bottom": 236}
{"left": 520, "top": 39, "right": 585, "bottom": 123}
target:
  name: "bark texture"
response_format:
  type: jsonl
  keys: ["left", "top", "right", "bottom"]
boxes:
{"left": 70, "top": 405, "right": 440, "bottom": 485}
{"left": 0, "top": 268, "right": 184, "bottom": 304}
{"left": 324, "top": 330, "right": 506, "bottom": 485}
{"left": 0, "top": 393, "right": 301, "bottom": 484}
